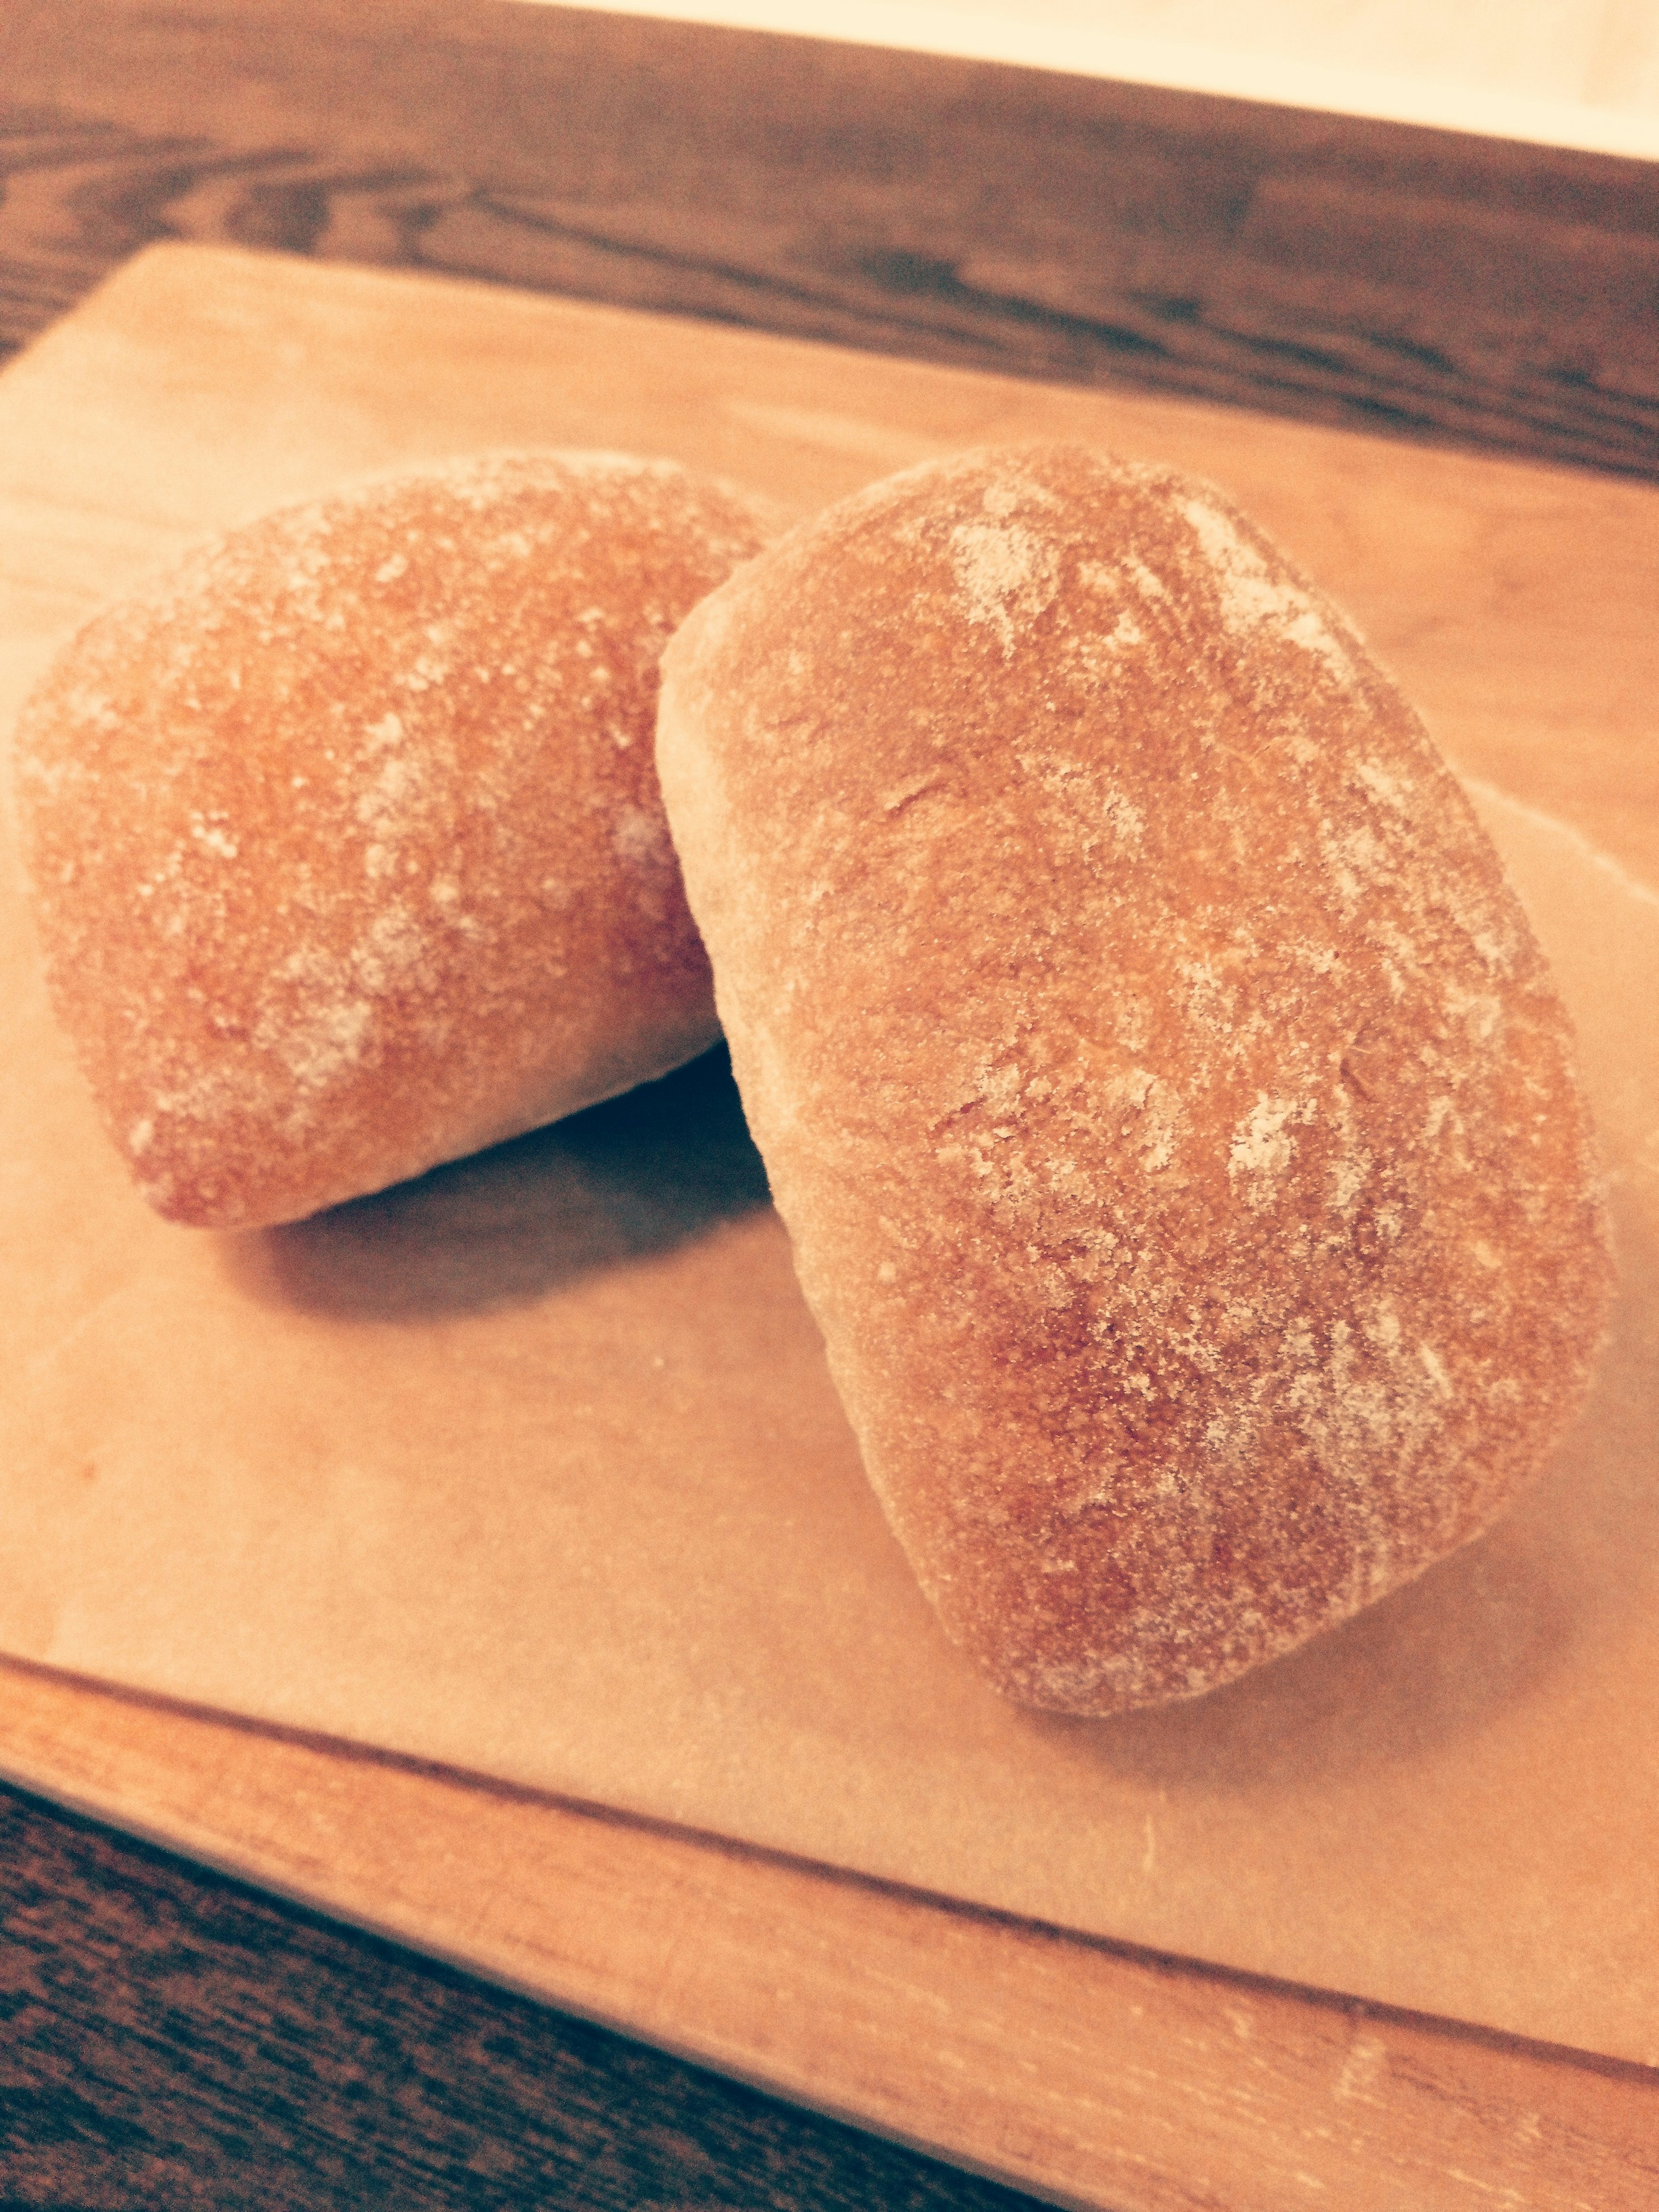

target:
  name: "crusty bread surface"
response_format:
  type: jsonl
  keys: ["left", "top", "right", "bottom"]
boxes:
{"left": 14, "top": 451, "right": 770, "bottom": 1227}
{"left": 656, "top": 442, "right": 1613, "bottom": 1716}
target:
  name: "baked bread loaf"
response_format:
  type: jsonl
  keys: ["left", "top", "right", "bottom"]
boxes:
{"left": 656, "top": 443, "right": 1612, "bottom": 1715}
{"left": 14, "top": 451, "right": 770, "bottom": 1227}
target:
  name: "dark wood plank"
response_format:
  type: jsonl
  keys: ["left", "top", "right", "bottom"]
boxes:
{"left": 0, "top": 1778, "right": 1054, "bottom": 2211}
{"left": 1, "top": 0, "right": 1656, "bottom": 479}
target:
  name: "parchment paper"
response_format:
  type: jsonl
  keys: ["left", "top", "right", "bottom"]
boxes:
{"left": 2, "top": 246, "right": 1655, "bottom": 2066}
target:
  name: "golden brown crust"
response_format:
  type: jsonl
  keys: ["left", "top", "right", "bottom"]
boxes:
{"left": 14, "top": 452, "right": 770, "bottom": 1227}
{"left": 657, "top": 442, "right": 1614, "bottom": 1715}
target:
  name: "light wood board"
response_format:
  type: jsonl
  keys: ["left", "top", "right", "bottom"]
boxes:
{"left": 1, "top": 244, "right": 1656, "bottom": 2207}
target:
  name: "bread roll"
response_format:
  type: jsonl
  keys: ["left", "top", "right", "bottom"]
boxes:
{"left": 656, "top": 443, "right": 1612, "bottom": 1715}
{"left": 14, "top": 451, "right": 770, "bottom": 1228}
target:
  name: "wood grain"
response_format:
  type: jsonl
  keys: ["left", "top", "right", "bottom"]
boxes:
{"left": 2, "top": 0, "right": 1656, "bottom": 480}
{"left": 0, "top": 1777, "right": 1038, "bottom": 2212}
{"left": 3, "top": 1659, "right": 1656, "bottom": 2212}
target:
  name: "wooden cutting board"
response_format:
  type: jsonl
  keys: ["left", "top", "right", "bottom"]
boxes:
{"left": 1, "top": 243, "right": 1656, "bottom": 2211}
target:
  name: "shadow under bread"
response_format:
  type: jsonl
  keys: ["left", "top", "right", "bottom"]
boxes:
{"left": 219, "top": 1044, "right": 771, "bottom": 1321}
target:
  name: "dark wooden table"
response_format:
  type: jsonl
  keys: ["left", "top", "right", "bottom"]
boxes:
{"left": 2, "top": 3, "right": 1656, "bottom": 2205}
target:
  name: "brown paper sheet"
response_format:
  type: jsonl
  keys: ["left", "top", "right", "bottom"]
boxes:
{"left": 2, "top": 245, "right": 1656, "bottom": 2066}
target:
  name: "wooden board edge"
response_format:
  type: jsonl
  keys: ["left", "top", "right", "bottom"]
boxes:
{"left": 0, "top": 1657, "right": 1654, "bottom": 2212}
